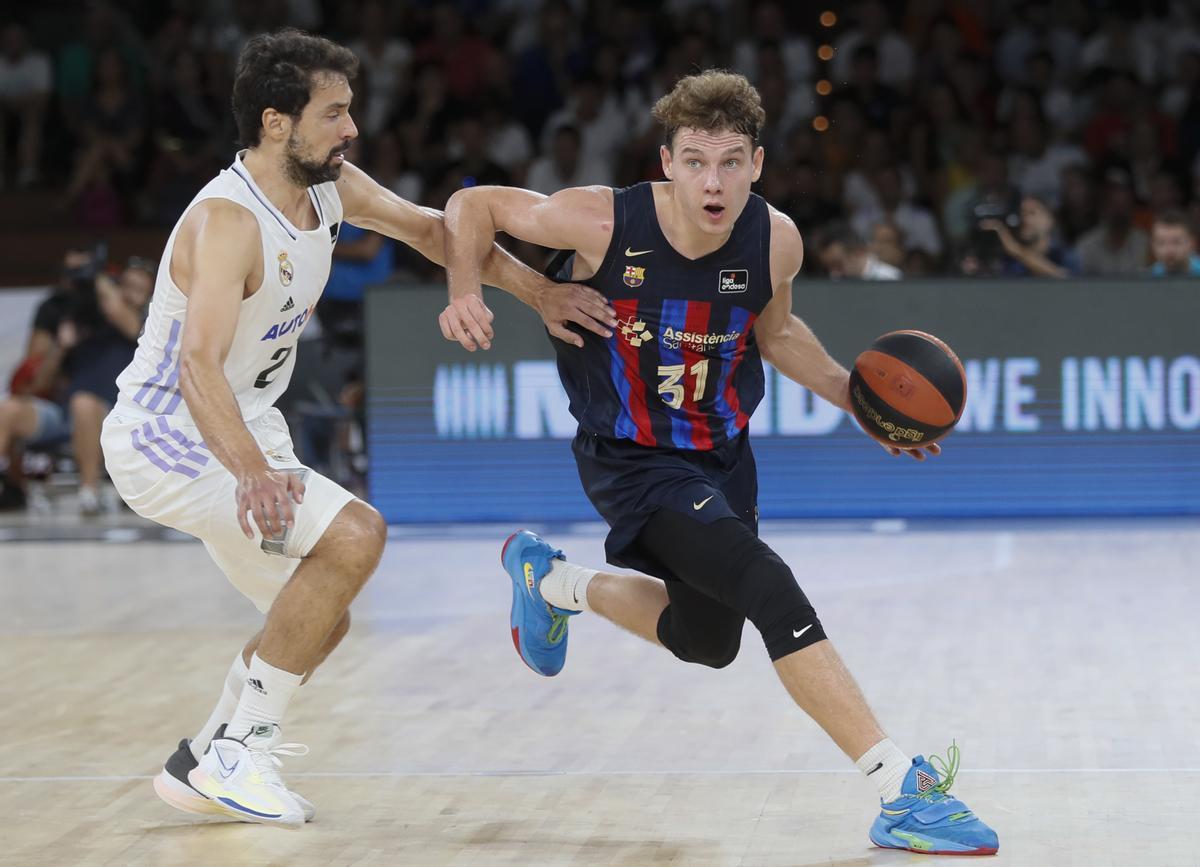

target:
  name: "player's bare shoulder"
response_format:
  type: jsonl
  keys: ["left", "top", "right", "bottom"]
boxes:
{"left": 552, "top": 183, "right": 614, "bottom": 213}
{"left": 555, "top": 184, "right": 614, "bottom": 230}
{"left": 545, "top": 184, "right": 615, "bottom": 269}
{"left": 173, "top": 198, "right": 263, "bottom": 298}
{"left": 767, "top": 203, "right": 804, "bottom": 286}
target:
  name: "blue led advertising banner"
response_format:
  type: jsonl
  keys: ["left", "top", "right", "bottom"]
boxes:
{"left": 365, "top": 279, "right": 1200, "bottom": 523}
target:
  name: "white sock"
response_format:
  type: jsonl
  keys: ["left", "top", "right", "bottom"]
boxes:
{"left": 855, "top": 738, "right": 912, "bottom": 804}
{"left": 535, "top": 560, "right": 598, "bottom": 612}
{"left": 189, "top": 652, "right": 249, "bottom": 761}
{"left": 224, "top": 653, "right": 303, "bottom": 745}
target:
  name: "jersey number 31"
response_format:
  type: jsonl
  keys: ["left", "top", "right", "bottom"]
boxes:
{"left": 657, "top": 360, "right": 709, "bottom": 409}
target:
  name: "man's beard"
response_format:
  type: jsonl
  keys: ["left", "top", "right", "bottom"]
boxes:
{"left": 283, "top": 132, "right": 346, "bottom": 186}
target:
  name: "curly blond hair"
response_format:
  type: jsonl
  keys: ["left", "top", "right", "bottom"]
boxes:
{"left": 651, "top": 69, "right": 766, "bottom": 149}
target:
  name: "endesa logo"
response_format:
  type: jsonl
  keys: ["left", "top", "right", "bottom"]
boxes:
{"left": 261, "top": 304, "right": 315, "bottom": 341}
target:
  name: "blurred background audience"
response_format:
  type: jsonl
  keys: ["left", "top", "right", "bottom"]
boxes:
{"left": 6, "top": 0, "right": 1200, "bottom": 513}
{"left": 3, "top": 0, "right": 1200, "bottom": 280}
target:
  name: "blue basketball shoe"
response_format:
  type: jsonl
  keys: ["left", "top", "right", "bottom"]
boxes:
{"left": 501, "top": 530, "right": 577, "bottom": 676}
{"left": 869, "top": 743, "right": 998, "bottom": 856}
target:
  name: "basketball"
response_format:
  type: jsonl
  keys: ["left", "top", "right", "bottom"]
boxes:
{"left": 848, "top": 330, "right": 967, "bottom": 449}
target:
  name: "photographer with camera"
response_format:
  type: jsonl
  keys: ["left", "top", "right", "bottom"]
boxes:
{"left": 0, "top": 247, "right": 97, "bottom": 509}
{"left": 962, "top": 195, "right": 1079, "bottom": 278}
{"left": 0, "top": 247, "right": 154, "bottom": 513}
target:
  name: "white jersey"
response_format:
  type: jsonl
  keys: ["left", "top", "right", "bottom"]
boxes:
{"left": 115, "top": 151, "right": 343, "bottom": 423}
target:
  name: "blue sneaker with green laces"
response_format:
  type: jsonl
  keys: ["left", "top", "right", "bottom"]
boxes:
{"left": 501, "top": 530, "right": 577, "bottom": 676}
{"left": 869, "top": 743, "right": 999, "bottom": 856}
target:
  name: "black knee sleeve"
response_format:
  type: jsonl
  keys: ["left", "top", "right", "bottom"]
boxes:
{"left": 655, "top": 606, "right": 743, "bottom": 669}
{"left": 637, "top": 511, "right": 825, "bottom": 664}
{"left": 727, "top": 545, "right": 826, "bottom": 661}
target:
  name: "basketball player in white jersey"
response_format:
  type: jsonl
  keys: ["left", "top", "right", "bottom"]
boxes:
{"left": 100, "top": 29, "right": 616, "bottom": 828}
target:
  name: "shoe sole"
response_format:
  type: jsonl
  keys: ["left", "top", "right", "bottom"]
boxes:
{"left": 872, "top": 843, "right": 998, "bottom": 856}
{"left": 153, "top": 769, "right": 239, "bottom": 818}
{"left": 187, "top": 767, "right": 304, "bottom": 829}
{"left": 871, "top": 833, "right": 997, "bottom": 856}
{"left": 502, "top": 530, "right": 543, "bottom": 675}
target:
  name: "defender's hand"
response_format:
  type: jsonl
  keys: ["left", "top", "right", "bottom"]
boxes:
{"left": 535, "top": 282, "right": 616, "bottom": 347}
{"left": 439, "top": 293, "right": 494, "bottom": 351}
{"left": 236, "top": 465, "right": 306, "bottom": 540}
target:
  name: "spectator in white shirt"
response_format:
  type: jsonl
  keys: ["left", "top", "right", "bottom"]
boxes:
{"left": 0, "top": 23, "right": 52, "bottom": 189}
{"left": 526, "top": 124, "right": 613, "bottom": 195}
{"left": 541, "top": 72, "right": 627, "bottom": 182}
{"left": 732, "top": 0, "right": 813, "bottom": 86}
{"left": 1075, "top": 168, "right": 1149, "bottom": 276}
{"left": 1007, "top": 107, "right": 1087, "bottom": 209}
{"left": 816, "top": 223, "right": 903, "bottom": 280}
{"left": 831, "top": 0, "right": 914, "bottom": 90}
{"left": 1079, "top": 8, "right": 1159, "bottom": 85}
{"left": 852, "top": 165, "right": 943, "bottom": 260}
{"left": 347, "top": 4, "right": 412, "bottom": 137}
{"left": 476, "top": 101, "right": 534, "bottom": 183}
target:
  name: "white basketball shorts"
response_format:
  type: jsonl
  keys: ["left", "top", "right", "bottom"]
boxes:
{"left": 101, "top": 405, "right": 357, "bottom": 612}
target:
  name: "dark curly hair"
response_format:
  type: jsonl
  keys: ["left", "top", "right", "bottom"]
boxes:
{"left": 232, "top": 28, "right": 359, "bottom": 148}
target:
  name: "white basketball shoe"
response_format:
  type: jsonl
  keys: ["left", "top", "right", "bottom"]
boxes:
{"left": 154, "top": 734, "right": 316, "bottom": 822}
{"left": 186, "top": 724, "right": 312, "bottom": 828}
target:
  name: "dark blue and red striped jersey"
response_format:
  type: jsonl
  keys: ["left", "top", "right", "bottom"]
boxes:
{"left": 551, "top": 182, "right": 774, "bottom": 451}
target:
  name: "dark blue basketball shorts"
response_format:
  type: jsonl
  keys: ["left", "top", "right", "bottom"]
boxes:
{"left": 572, "top": 428, "right": 759, "bottom": 581}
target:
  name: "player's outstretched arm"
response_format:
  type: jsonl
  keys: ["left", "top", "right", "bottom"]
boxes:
{"left": 337, "top": 163, "right": 615, "bottom": 349}
{"left": 755, "top": 208, "right": 939, "bottom": 461}
{"left": 442, "top": 184, "right": 616, "bottom": 349}
{"left": 177, "top": 201, "right": 307, "bottom": 537}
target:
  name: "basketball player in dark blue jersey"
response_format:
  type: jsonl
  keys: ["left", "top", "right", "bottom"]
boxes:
{"left": 441, "top": 70, "right": 998, "bottom": 856}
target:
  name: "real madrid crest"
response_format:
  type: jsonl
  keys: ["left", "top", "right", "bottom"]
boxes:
{"left": 278, "top": 251, "right": 294, "bottom": 286}
{"left": 623, "top": 265, "right": 645, "bottom": 288}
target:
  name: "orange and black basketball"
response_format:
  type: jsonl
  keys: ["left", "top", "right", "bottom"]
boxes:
{"left": 848, "top": 330, "right": 967, "bottom": 449}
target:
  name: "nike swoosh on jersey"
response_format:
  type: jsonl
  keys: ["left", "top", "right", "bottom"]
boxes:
{"left": 624, "top": 247, "right": 653, "bottom": 257}
{"left": 693, "top": 496, "right": 714, "bottom": 510}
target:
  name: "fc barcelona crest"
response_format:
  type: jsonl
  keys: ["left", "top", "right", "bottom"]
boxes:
{"left": 623, "top": 265, "right": 645, "bottom": 288}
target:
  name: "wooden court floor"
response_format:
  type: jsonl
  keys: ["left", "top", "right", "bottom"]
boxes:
{"left": 1, "top": 520, "right": 1197, "bottom": 866}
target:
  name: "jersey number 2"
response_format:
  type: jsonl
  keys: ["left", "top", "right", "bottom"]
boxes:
{"left": 254, "top": 347, "right": 293, "bottom": 389}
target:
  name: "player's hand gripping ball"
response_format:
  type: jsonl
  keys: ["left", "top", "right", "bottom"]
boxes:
{"left": 848, "top": 330, "right": 967, "bottom": 449}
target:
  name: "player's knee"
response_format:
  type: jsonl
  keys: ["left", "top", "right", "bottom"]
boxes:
{"left": 340, "top": 501, "right": 387, "bottom": 569}
{"left": 667, "top": 636, "right": 742, "bottom": 669}
{"left": 694, "top": 634, "right": 741, "bottom": 669}
{"left": 312, "top": 501, "right": 386, "bottom": 590}
{"left": 731, "top": 549, "right": 826, "bottom": 661}
{"left": 356, "top": 503, "right": 387, "bottom": 556}
{"left": 659, "top": 612, "right": 743, "bottom": 669}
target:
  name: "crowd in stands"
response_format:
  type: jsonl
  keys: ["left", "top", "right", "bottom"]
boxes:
{"left": 5, "top": 0, "right": 1200, "bottom": 514}
{"left": 5, "top": 1, "right": 1200, "bottom": 280}
{"left": 0, "top": 247, "right": 154, "bottom": 513}
{"left": 6, "top": 1, "right": 1200, "bottom": 280}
